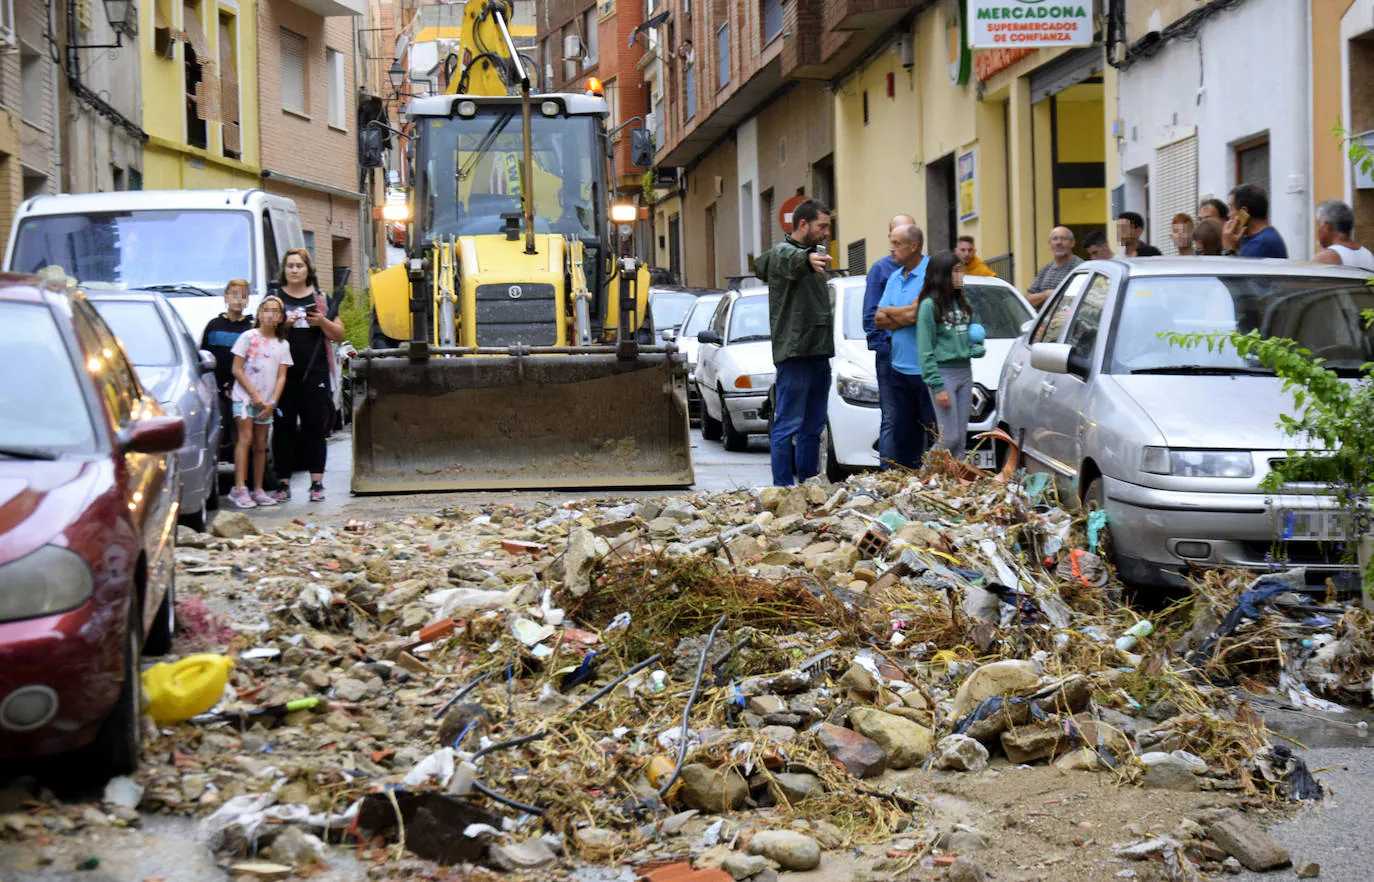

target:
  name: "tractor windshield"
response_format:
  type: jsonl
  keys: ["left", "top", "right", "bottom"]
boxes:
{"left": 418, "top": 110, "right": 605, "bottom": 244}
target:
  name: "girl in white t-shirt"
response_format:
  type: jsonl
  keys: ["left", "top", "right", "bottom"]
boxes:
{"left": 228, "top": 296, "right": 294, "bottom": 508}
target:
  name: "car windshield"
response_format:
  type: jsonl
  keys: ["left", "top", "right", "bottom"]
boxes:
{"left": 682, "top": 295, "right": 723, "bottom": 337}
{"left": 965, "top": 283, "right": 1032, "bottom": 338}
{"left": 10, "top": 210, "right": 254, "bottom": 291}
{"left": 90, "top": 301, "right": 177, "bottom": 366}
{"left": 650, "top": 291, "right": 698, "bottom": 330}
{"left": 1108, "top": 275, "right": 1374, "bottom": 374}
{"left": 729, "top": 295, "right": 771, "bottom": 341}
{"left": 0, "top": 302, "right": 97, "bottom": 454}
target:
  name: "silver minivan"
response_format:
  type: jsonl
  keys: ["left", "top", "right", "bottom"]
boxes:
{"left": 997, "top": 257, "right": 1373, "bottom": 589}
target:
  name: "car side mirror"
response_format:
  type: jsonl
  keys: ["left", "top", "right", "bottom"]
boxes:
{"left": 121, "top": 416, "right": 185, "bottom": 454}
{"left": 1030, "top": 342, "right": 1072, "bottom": 374}
{"left": 661, "top": 328, "right": 677, "bottom": 342}
{"left": 1020, "top": 318, "right": 1037, "bottom": 336}
{"left": 698, "top": 330, "right": 723, "bottom": 345}
{"left": 198, "top": 349, "right": 217, "bottom": 373}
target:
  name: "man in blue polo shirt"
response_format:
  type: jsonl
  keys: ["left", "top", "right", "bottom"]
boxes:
{"left": 1221, "top": 184, "right": 1288, "bottom": 258}
{"left": 874, "top": 223, "right": 936, "bottom": 469}
{"left": 862, "top": 213, "right": 916, "bottom": 468}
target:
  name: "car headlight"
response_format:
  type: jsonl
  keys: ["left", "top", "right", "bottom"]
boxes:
{"left": 835, "top": 365, "right": 879, "bottom": 405}
{"left": 0, "top": 546, "right": 95, "bottom": 623}
{"left": 1141, "top": 446, "right": 1254, "bottom": 478}
{"left": 733, "top": 372, "right": 775, "bottom": 390}
{"left": 969, "top": 383, "right": 994, "bottom": 421}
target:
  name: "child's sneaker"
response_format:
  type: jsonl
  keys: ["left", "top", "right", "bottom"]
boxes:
{"left": 273, "top": 482, "right": 291, "bottom": 502}
{"left": 309, "top": 481, "right": 325, "bottom": 502}
{"left": 251, "top": 490, "right": 278, "bottom": 506}
{"left": 229, "top": 487, "right": 256, "bottom": 509}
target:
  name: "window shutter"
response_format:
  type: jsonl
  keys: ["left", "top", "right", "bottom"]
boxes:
{"left": 280, "top": 29, "right": 306, "bottom": 116}
{"left": 219, "top": 21, "right": 240, "bottom": 152}
{"left": 1154, "top": 135, "right": 1197, "bottom": 256}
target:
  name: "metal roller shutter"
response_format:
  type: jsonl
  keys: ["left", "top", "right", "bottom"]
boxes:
{"left": 1154, "top": 135, "right": 1198, "bottom": 256}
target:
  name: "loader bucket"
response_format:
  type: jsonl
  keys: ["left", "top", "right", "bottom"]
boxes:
{"left": 351, "top": 350, "right": 695, "bottom": 493}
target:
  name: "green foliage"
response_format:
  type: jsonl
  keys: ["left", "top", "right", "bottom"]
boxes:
{"left": 1333, "top": 122, "right": 1374, "bottom": 180}
{"left": 337, "top": 285, "right": 371, "bottom": 352}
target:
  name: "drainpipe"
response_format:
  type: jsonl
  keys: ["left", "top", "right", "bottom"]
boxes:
{"left": 49, "top": 0, "right": 63, "bottom": 193}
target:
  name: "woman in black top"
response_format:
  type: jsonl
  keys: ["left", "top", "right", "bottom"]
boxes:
{"left": 272, "top": 248, "right": 345, "bottom": 501}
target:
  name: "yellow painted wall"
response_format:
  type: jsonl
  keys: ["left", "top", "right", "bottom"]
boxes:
{"left": 1315, "top": 0, "right": 1358, "bottom": 202}
{"left": 141, "top": 0, "right": 261, "bottom": 189}
{"left": 833, "top": 3, "right": 1013, "bottom": 272}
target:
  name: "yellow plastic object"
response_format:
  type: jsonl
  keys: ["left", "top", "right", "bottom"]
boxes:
{"left": 645, "top": 756, "right": 683, "bottom": 800}
{"left": 141, "top": 654, "right": 234, "bottom": 723}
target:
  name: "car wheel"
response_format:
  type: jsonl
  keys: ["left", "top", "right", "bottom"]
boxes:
{"left": 721, "top": 393, "right": 748, "bottom": 452}
{"left": 144, "top": 566, "right": 175, "bottom": 657}
{"left": 700, "top": 387, "right": 722, "bottom": 442}
{"left": 1082, "top": 476, "right": 1114, "bottom": 558}
{"left": 87, "top": 602, "right": 143, "bottom": 777}
{"left": 822, "top": 424, "right": 846, "bottom": 483}
{"left": 179, "top": 493, "right": 208, "bottom": 533}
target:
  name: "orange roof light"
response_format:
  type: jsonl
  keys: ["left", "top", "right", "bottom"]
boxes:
{"left": 586, "top": 77, "right": 604, "bottom": 96}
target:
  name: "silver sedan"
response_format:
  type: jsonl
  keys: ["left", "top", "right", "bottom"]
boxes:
{"left": 88, "top": 291, "right": 222, "bottom": 531}
{"left": 997, "top": 257, "right": 1373, "bottom": 591}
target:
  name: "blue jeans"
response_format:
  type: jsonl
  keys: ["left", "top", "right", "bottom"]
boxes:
{"left": 888, "top": 368, "right": 937, "bottom": 470}
{"left": 770, "top": 355, "right": 831, "bottom": 486}
{"left": 874, "top": 350, "right": 897, "bottom": 468}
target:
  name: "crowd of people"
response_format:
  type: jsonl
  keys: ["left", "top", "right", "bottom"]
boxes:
{"left": 758, "top": 184, "right": 1374, "bottom": 488}
{"left": 199, "top": 248, "right": 347, "bottom": 508}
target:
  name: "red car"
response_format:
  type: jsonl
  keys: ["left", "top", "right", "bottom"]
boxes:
{"left": 388, "top": 220, "right": 407, "bottom": 248}
{"left": 0, "top": 276, "right": 184, "bottom": 775}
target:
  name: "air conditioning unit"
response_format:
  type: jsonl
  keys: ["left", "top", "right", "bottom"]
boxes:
{"left": 563, "top": 34, "right": 582, "bottom": 59}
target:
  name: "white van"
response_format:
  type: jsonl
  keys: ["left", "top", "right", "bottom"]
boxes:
{"left": 4, "top": 189, "right": 307, "bottom": 340}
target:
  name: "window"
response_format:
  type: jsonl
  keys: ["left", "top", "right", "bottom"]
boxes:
{"left": 20, "top": 42, "right": 44, "bottom": 125}
{"left": 760, "top": 188, "right": 774, "bottom": 248}
{"left": 327, "top": 48, "right": 346, "bottom": 130}
{"left": 1064, "top": 274, "right": 1110, "bottom": 365}
{"left": 684, "top": 63, "right": 695, "bottom": 121}
{"left": 219, "top": 14, "right": 242, "bottom": 157}
{"left": 763, "top": 0, "right": 782, "bottom": 43}
{"left": 280, "top": 28, "right": 308, "bottom": 116}
{"left": 1032, "top": 273, "right": 1091, "bottom": 344}
{"left": 183, "top": 2, "right": 212, "bottom": 148}
{"left": 583, "top": 10, "right": 598, "bottom": 67}
{"left": 303, "top": 230, "right": 315, "bottom": 259}
{"left": 0, "top": 302, "right": 98, "bottom": 453}
{"left": 262, "top": 213, "right": 280, "bottom": 283}
{"left": 716, "top": 24, "right": 729, "bottom": 89}
{"left": 1235, "top": 134, "right": 1270, "bottom": 193}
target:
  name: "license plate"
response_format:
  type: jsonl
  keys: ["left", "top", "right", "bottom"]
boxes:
{"left": 970, "top": 449, "right": 996, "bottom": 470}
{"left": 1277, "top": 509, "right": 1351, "bottom": 541}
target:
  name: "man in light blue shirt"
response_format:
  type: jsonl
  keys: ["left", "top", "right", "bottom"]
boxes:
{"left": 862, "top": 213, "right": 916, "bottom": 467}
{"left": 875, "top": 224, "right": 936, "bottom": 469}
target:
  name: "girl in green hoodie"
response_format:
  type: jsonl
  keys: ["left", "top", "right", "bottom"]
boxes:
{"left": 915, "top": 251, "right": 985, "bottom": 459}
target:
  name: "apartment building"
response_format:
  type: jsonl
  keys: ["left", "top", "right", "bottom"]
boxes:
{"left": 141, "top": 0, "right": 261, "bottom": 189}
{"left": 0, "top": 0, "right": 61, "bottom": 246}
{"left": 60, "top": 0, "right": 145, "bottom": 194}
{"left": 257, "top": 0, "right": 364, "bottom": 291}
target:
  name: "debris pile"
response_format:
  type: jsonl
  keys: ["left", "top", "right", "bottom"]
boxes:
{"left": 4, "top": 468, "right": 1369, "bottom": 879}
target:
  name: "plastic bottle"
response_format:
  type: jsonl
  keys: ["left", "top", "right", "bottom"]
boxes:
{"left": 649, "top": 670, "right": 668, "bottom": 694}
{"left": 141, "top": 654, "right": 234, "bottom": 722}
{"left": 1114, "top": 620, "right": 1154, "bottom": 652}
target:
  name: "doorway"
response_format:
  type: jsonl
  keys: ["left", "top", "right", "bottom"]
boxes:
{"left": 925, "top": 153, "right": 956, "bottom": 252}
{"left": 668, "top": 213, "right": 682, "bottom": 282}
{"left": 704, "top": 204, "right": 717, "bottom": 287}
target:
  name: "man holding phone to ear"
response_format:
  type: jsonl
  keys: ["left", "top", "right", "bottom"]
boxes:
{"left": 1222, "top": 184, "right": 1288, "bottom": 258}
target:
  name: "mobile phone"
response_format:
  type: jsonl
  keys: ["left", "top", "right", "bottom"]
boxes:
{"left": 1234, "top": 207, "right": 1250, "bottom": 231}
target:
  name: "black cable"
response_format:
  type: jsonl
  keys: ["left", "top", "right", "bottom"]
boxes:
{"left": 432, "top": 671, "right": 491, "bottom": 719}
{"left": 569, "top": 652, "right": 663, "bottom": 714}
{"left": 473, "top": 778, "right": 546, "bottom": 815}
{"left": 658, "top": 615, "right": 727, "bottom": 797}
{"left": 471, "top": 728, "right": 549, "bottom": 762}
{"left": 1120, "top": 0, "right": 1247, "bottom": 69}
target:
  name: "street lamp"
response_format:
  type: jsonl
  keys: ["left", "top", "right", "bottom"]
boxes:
{"left": 389, "top": 59, "right": 407, "bottom": 95}
{"left": 69, "top": 0, "right": 135, "bottom": 50}
{"left": 102, "top": 0, "right": 133, "bottom": 33}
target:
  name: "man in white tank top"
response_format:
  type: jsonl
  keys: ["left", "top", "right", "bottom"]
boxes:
{"left": 1314, "top": 199, "right": 1374, "bottom": 271}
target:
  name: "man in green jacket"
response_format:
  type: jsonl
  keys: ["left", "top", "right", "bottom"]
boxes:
{"left": 753, "top": 199, "right": 833, "bottom": 486}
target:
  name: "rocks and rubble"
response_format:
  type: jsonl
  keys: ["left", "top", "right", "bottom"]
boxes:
{"left": 7, "top": 466, "right": 1370, "bottom": 880}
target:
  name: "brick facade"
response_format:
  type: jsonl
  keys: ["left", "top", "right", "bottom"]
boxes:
{"left": 258, "top": 0, "right": 362, "bottom": 291}
{"left": 0, "top": 0, "right": 60, "bottom": 248}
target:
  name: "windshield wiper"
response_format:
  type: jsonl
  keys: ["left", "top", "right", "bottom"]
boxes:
{"left": 143, "top": 283, "right": 213, "bottom": 297}
{"left": 729, "top": 334, "right": 772, "bottom": 344}
{"left": 457, "top": 113, "right": 514, "bottom": 183}
{"left": 1129, "top": 365, "right": 1276, "bottom": 376}
{"left": 0, "top": 446, "right": 60, "bottom": 460}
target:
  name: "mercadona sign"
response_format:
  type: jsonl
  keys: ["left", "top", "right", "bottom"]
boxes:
{"left": 967, "top": 1, "right": 1093, "bottom": 49}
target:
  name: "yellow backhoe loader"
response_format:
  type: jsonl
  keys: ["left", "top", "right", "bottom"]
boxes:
{"left": 354, "top": 0, "right": 693, "bottom": 492}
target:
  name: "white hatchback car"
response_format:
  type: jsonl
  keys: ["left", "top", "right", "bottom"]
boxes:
{"left": 695, "top": 288, "right": 774, "bottom": 451}
{"left": 823, "top": 274, "right": 1034, "bottom": 479}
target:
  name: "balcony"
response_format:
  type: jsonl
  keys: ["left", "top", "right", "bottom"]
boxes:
{"left": 783, "top": 0, "right": 922, "bottom": 80}
{"left": 824, "top": 0, "right": 913, "bottom": 32}
{"left": 660, "top": 56, "right": 786, "bottom": 168}
{"left": 285, "top": 0, "right": 365, "bottom": 18}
